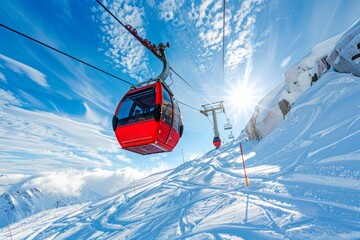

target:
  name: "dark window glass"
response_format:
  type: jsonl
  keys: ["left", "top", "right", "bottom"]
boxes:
{"left": 213, "top": 136, "right": 221, "bottom": 142}
{"left": 116, "top": 87, "right": 156, "bottom": 125}
{"left": 173, "top": 101, "right": 182, "bottom": 133}
{"left": 162, "top": 88, "right": 173, "bottom": 125}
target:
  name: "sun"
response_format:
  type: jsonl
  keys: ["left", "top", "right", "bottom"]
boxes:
{"left": 226, "top": 81, "right": 261, "bottom": 115}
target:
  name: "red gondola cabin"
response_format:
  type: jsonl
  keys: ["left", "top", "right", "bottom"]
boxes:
{"left": 112, "top": 81, "right": 183, "bottom": 155}
{"left": 213, "top": 136, "right": 221, "bottom": 148}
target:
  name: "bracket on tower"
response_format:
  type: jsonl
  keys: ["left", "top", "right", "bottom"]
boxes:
{"left": 200, "top": 101, "right": 225, "bottom": 139}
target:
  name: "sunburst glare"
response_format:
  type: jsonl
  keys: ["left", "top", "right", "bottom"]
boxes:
{"left": 226, "top": 81, "right": 262, "bottom": 116}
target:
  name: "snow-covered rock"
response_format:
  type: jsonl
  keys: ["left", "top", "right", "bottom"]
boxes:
{"left": 327, "top": 18, "right": 360, "bottom": 77}
{"left": 245, "top": 34, "right": 342, "bottom": 140}
{"left": 245, "top": 83, "right": 285, "bottom": 140}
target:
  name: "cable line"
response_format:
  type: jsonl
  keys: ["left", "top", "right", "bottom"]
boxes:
{"left": 169, "top": 67, "right": 193, "bottom": 89}
{"left": 0, "top": 22, "right": 202, "bottom": 111}
{"left": 96, "top": 0, "right": 162, "bottom": 60}
{"left": 222, "top": 0, "right": 226, "bottom": 102}
{"left": 95, "top": 0, "right": 215, "bottom": 106}
{"left": 177, "top": 101, "right": 201, "bottom": 112}
{"left": 0, "top": 23, "right": 133, "bottom": 86}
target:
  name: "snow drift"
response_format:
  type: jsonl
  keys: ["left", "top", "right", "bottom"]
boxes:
{"left": 1, "top": 67, "right": 359, "bottom": 239}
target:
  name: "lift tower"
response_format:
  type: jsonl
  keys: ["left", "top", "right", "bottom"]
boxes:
{"left": 200, "top": 101, "right": 225, "bottom": 148}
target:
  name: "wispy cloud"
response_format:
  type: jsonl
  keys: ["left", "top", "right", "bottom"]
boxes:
{"left": 189, "top": 0, "right": 223, "bottom": 51}
{"left": 0, "top": 88, "right": 22, "bottom": 106}
{"left": 93, "top": 0, "right": 152, "bottom": 82}
{"left": 226, "top": 0, "right": 264, "bottom": 68}
{"left": 185, "top": 0, "right": 264, "bottom": 77}
{"left": 0, "top": 54, "right": 49, "bottom": 88}
{"left": 0, "top": 88, "right": 131, "bottom": 174}
{"left": 158, "top": 0, "right": 185, "bottom": 26}
{"left": 18, "top": 89, "right": 46, "bottom": 109}
{"left": 281, "top": 56, "right": 292, "bottom": 68}
{"left": 0, "top": 71, "right": 6, "bottom": 83}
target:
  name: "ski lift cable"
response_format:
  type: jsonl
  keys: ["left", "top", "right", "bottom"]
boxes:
{"left": 96, "top": 0, "right": 234, "bottom": 124}
{"left": 1, "top": 20, "right": 210, "bottom": 126}
{"left": 96, "top": 0, "right": 214, "bottom": 106}
{"left": 0, "top": 23, "right": 134, "bottom": 86}
{"left": 0, "top": 22, "right": 203, "bottom": 112}
{"left": 206, "top": 116, "right": 214, "bottom": 127}
{"left": 222, "top": 0, "right": 226, "bottom": 103}
{"left": 0, "top": 23, "right": 208, "bottom": 116}
{"left": 177, "top": 101, "right": 201, "bottom": 112}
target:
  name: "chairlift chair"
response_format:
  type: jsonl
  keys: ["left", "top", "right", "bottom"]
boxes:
{"left": 224, "top": 119, "right": 232, "bottom": 130}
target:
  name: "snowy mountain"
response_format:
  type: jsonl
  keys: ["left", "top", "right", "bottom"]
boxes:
{"left": 0, "top": 180, "right": 102, "bottom": 228}
{"left": 1, "top": 66, "right": 359, "bottom": 239}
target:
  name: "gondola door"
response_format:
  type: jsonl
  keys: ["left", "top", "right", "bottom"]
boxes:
{"left": 157, "top": 85, "right": 173, "bottom": 146}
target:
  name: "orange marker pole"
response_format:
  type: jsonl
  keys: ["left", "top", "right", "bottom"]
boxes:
{"left": 240, "top": 143, "right": 249, "bottom": 187}
{"left": 5, "top": 214, "right": 13, "bottom": 240}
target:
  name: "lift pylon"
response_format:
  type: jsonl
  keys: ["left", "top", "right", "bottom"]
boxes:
{"left": 200, "top": 101, "right": 225, "bottom": 148}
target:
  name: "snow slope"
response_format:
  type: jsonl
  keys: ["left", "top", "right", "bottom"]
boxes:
{"left": 1, "top": 69, "right": 359, "bottom": 239}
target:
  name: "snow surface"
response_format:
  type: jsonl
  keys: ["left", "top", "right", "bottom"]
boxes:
{"left": 1, "top": 69, "right": 359, "bottom": 239}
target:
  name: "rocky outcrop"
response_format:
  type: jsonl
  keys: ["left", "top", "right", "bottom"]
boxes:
{"left": 245, "top": 27, "right": 355, "bottom": 140}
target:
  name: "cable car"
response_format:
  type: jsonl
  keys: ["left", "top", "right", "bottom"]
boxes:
{"left": 112, "top": 43, "right": 183, "bottom": 155}
{"left": 228, "top": 131, "right": 234, "bottom": 140}
{"left": 213, "top": 136, "right": 221, "bottom": 149}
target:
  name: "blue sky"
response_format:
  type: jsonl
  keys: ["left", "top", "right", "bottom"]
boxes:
{"left": 0, "top": 0, "right": 359, "bottom": 177}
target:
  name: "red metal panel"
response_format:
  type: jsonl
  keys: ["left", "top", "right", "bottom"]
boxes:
{"left": 115, "top": 120, "right": 159, "bottom": 148}
{"left": 113, "top": 81, "right": 182, "bottom": 155}
{"left": 213, "top": 138, "right": 221, "bottom": 147}
{"left": 157, "top": 120, "right": 171, "bottom": 144}
{"left": 167, "top": 128, "right": 180, "bottom": 149}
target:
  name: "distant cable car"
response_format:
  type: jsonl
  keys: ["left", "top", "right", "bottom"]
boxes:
{"left": 228, "top": 131, "right": 234, "bottom": 140}
{"left": 112, "top": 43, "right": 183, "bottom": 155}
{"left": 213, "top": 136, "right": 221, "bottom": 149}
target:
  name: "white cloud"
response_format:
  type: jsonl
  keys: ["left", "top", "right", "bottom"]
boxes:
{"left": 0, "top": 54, "right": 49, "bottom": 88}
{"left": 23, "top": 170, "right": 85, "bottom": 196}
{"left": 187, "top": 0, "right": 264, "bottom": 75}
{"left": 93, "top": 0, "right": 152, "bottom": 82}
{"left": 0, "top": 174, "right": 30, "bottom": 185}
{"left": 22, "top": 167, "right": 168, "bottom": 196}
{"left": 281, "top": 56, "right": 292, "bottom": 68}
{"left": 0, "top": 88, "right": 22, "bottom": 106}
{"left": 158, "top": 0, "right": 185, "bottom": 26}
{"left": 189, "top": 0, "right": 223, "bottom": 49}
{"left": 0, "top": 72, "right": 6, "bottom": 83}
{"left": 84, "top": 102, "right": 104, "bottom": 124}
{"left": 226, "top": 0, "right": 264, "bottom": 68}
{"left": 18, "top": 89, "right": 46, "bottom": 109}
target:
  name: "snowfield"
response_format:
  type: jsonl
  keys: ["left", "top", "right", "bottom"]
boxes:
{"left": 1, "top": 69, "right": 359, "bottom": 239}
